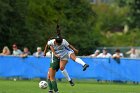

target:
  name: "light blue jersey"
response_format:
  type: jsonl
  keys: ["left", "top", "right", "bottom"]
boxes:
{"left": 48, "top": 39, "right": 73, "bottom": 59}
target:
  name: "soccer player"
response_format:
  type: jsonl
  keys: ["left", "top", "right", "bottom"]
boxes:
{"left": 47, "top": 52, "right": 60, "bottom": 93}
{"left": 44, "top": 42, "right": 74, "bottom": 87}
{"left": 48, "top": 36, "right": 89, "bottom": 78}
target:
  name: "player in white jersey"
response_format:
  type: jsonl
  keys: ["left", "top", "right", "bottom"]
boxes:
{"left": 44, "top": 41, "right": 74, "bottom": 92}
{"left": 48, "top": 37, "right": 89, "bottom": 79}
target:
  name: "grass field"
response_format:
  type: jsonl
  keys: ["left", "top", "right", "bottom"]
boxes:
{"left": 0, "top": 79, "right": 140, "bottom": 93}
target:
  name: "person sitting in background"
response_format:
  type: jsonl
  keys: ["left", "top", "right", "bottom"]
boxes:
{"left": 45, "top": 50, "right": 51, "bottom": 57}
{"left": 20, "top": 47, "right": 31, "bottom": 58}
{"left": 130, "top": 48, "right": 139, "bottom": 58}
{"left": 0, "top": 46, "right": 11, "bottom": 55}
{"left": 112, "top": 49, "right": 124, "bottom": 59}
{"left": 12, "top": 44, "right": 22, "bottom": 56}
{"left": 33, "top": 47, "right": 44, "bottom": 57}
{"left": 97, "top": 48, "right": 112, "bottom": 58}
{"left": 90, "top": 50, "right": 100, "bottom": 57}
{"left": 12, "top": 44, "right": 23, "bottom": 81}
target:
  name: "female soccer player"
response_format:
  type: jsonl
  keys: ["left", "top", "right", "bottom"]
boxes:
{"left": 47, "top": 52, "right": 60, "bottom": 93}
{"left": 44, "top": 41, "right": 74, "bottom": 93}
{"left": 48, "top": 36, "right": 89, "bottom": 77}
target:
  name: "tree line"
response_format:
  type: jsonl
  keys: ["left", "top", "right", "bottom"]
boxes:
{"left": 0, "top": 0, "right": 139, "bottom": 55}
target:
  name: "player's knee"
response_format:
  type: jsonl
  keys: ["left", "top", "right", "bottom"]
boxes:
{"left": 60, "top": 66, "right": 65, "bottom": 71}
{"left": 50, "top": 77, "right": 55, "bottom": 81}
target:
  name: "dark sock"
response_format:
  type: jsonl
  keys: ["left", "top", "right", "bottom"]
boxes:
{"left": 48, "top": 79, "right": 53, "bottom": 90}
{"left": 51, "top": 80, "right": 58, "bottom": 92}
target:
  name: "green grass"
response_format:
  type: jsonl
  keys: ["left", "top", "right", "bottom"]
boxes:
{"left": 0, "top": 79, "right": 140, "bottom": 93}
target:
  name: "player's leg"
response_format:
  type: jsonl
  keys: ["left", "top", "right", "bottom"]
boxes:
{"left": 60, "top": 60, "right": 74, "bottom": 86}
{"left": 49, "top": 68, "right": 59, "bottom": 93}
{"left": 69, "top": 53, "right": 89, "bottom": 71}
{"left": 49, "top": 56, "right": 60, "bottom": 93}
{"left": 47, "top": 71, "right": 53, "bottom": 93}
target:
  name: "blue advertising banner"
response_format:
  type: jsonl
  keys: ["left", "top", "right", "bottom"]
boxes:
{"left": 0, "top": 56, "right": 140, "bottom": 82}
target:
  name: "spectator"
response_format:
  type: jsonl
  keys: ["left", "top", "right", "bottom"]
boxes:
{"left": 12, "top": 44, "right": 22, "bottom": 81}
{"left": 0, "top": 46, "right": 11, "bottom": 55}
{"left": 97, "top": 48, "right": 112, "bottom": 58}
{"left": 12, "top": 44, "right": 22, "bottom": 56}
{"left": 112, "top": 49, "right": 124, "bottom": 59}
{"left": 20, "top": 47, "right": 31, "bottom": 58}
{"left": 45, "top": 50, "right": 51, "bottom": 57}
{"left": 130, "top": 48, "right": 139, "bottom": 58}
{"left": 90, "top": 50, "right": 100, "bottom": 57}
{"left": 33, "top": 47, "right": 44, "bottom": 57}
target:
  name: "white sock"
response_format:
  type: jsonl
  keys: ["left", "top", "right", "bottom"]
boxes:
{"left": 61, "top": 69, "right": 71, "bottom": 81}
{"left": 75, "top": 58, "right": 86, "bottom": 66}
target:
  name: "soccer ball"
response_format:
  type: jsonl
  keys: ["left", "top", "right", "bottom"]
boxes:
{"left": 39, "top": 81, "right": 48, "bottom": 89}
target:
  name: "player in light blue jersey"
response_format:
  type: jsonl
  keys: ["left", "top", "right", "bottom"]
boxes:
{"left": 48, "top": 37, "right": 89, "bottom": 83}
{"left": 48, "top": 37, "right": 89, "bottom": 71}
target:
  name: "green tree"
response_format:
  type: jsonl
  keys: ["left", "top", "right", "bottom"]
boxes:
{"left": 27, "top": 0, "right": 98, "bottom": 55}
{"left": 117, "top": 0, "right": 140, "bottom": 28}
{"left": 0, "top": 0, "right": 29, "bottom": 50}
{"left": 129, "top": 0, "right": 140, "bottom": 28}
{"left": 0, "top": 0, "right": 99, "bottom": 55}
{"left": 54, "top": 0, "right": 98, "bottom": 55}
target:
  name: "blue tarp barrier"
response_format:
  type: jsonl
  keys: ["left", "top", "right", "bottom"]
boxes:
{"left": 0, "top": 56, "right": 140, "bottom": 82}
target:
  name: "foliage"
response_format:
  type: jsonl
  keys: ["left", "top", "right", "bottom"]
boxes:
{"left": 92, "top": 3, "right": 128, "bottom": 32}
{"left": 0, "top": 0, "right": 98, "bottom": 55}
{"left": 0, "top": 0, "right": 30, "bottom": 49}
{"left": 102, "top": 28, "right": 140, "bottom": 47}
{"left": 91, "top": 2, "right": 140, "bottom": 48}
{"left": 0, "top": 0, "right": 140, "bottom": 55}
{"left": 118, "top": 0, "right": 140, "bottom": 28}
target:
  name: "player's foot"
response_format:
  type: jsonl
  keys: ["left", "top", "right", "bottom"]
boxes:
{"left": 55, "top": 91, "right": 59, "bottom": 93}
{"left": 83, "top": 64, "right": 89, "bottom": 71}
{"left": 48, "top": 90, "right": 53, "bottom": 93}
{"left": 69, "top": 79, "right": 75, "bottom": 86}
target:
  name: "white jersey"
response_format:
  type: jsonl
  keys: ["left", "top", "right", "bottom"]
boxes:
{"left": 97, "top": 53, "right": 112, "bottom": 58}
{"left": 112, "top": 53, "right": 124, "bottom": 58}
{"left": 47, "top": 39, "right": 72, "bottom": 59}
{"left": 130, "top": 53, "right": 139, "bottom": 58}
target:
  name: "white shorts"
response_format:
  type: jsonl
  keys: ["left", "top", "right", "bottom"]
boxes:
{"left": 60, "top": 54, "right": 69, "bottom": 60}
{"left": 68, "top": 50, "right": 74, "bottom": 58}
{"left": 60, "top": 50, "right": 74, "bottom": 60}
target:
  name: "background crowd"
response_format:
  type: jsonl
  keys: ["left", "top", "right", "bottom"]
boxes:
{"left": 90, "top": 47, "right": 140, "bottom": 59}
{"left": 0, "top": 44, "right": 139, "bottom": 59}
{"left": 0, "top": 44, "right": 44, "bottom": 58}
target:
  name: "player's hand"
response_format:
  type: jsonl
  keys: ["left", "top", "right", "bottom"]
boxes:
{"left": 74, "top": 49, "right": 79, "bottom": 54}
{"left": 55, "top": 54, "right": 60, "bottom": 58}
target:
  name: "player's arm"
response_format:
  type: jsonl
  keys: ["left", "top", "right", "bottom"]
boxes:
{"left": 43, "top": 43, "right": 48, "bottom": 56}
{"left": 68, "top": 44, "right": 79, "bottom": 54}
{"left": 63, "top": 39, "right": 79, "bottom": 54}
{"left": 49, "top": 46, "right": 60, "bottom": 58}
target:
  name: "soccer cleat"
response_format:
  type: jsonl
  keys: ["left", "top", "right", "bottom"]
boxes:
{"left": 83, "top": 64, "right": 89, "bottom": 71}
{"left": 69, "top": 79, "right": 75, "bottom": 86}
{"left": 55, "top": 91, "right": 59, "bottom": 93}
{"left": 48, "top": 90, "right": 53, "bottom": 93}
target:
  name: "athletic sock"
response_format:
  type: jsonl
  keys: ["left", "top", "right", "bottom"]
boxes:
{"left": 75, "top": 58, "right": 86, "bottom": 66}
{"left": 48, "top": 79, "right": 53, "bottom": 90}
{"left": 61, "top": 69, "right": 71, "bottom": 81}
{"left": 51, "top": 80, "right": 58, "bottom": 92}
{"left": 48, "top": 90, "right": 53, "bottom": 93}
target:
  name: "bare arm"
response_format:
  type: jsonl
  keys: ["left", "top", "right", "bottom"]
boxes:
{"left": 43, "top": 44, "right": 48, "bottom": 56}
{"left": 49, "top": 46, "right": 60, "bottom": 58}
{"left": 68, "top": 44, "right": 79, "bottom": 54}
